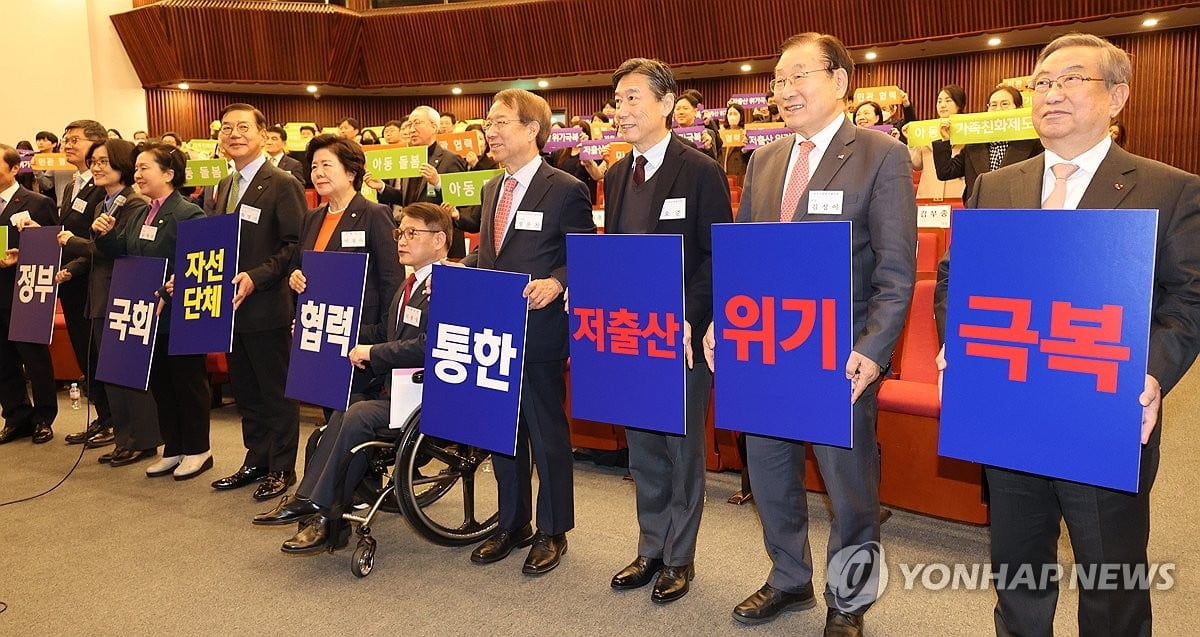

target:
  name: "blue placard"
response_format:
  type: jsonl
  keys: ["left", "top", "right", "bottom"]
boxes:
{"left": 96, "top": 256, "right": 168, "bottom": 390}
{"left": 567, "top": 234, "right": 685, "bottom": 434}
{"left": 422, "top": 265, "right": 530, "bottom": 456}
{"left": 711, "top": 222, "right": 853, "bottom": 445}
{"left": 169, "top": 213, "right": 239, "bottom": 355}
{"left": 940, "top": 209, "right": 1156, "bottom": 492}
{"left": 9, "top": 226, "right": 62, "bottom": 345}
{"left": 284, "top": 251, "right": 368, "bottom": 411}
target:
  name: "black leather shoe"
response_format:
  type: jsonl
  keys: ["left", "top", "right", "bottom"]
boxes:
{"left": 281, "top": 514, "right": 349, "bottom": 555}
{"left": 83, "top": 427, "right": 115, "bottom": 448}
{"left": 99, "top": 447, "right": 122, "bottom": 464}
{"left": 522, "top": 532, "right": 567, "bottom": 575}
{"left": 110, "top": 447, "right": 157, "bottom": 467}
{"left": 253, "top": 495, "right": 320, "bottom": 526}
{"left": 470, "top": 524, "right": 535, "bottom": 564}
{"left": 0, "top": 424, "right": 31, "bottom": 445}
{"left": 211, "top": 465, "right": 268, "bottom": 490}
{"left": 31, "top": 422, "right": 53, "bottom": 444}
{"left": 651, "top": 564, "right": 695, "bottom": 603}
{"left": 824, "top": 608, "right": 864, "bottom": 636}
{"left": 66, "top": 418, "right": 107, "bottom": 445}
{"left": 732, "top": 583, "right": 817, "bottom": 625}
{"left": 611, "top": 556, "right": 663, "bottom": 590}
{"left": 253, "top": 471, "right": 296, "bottom": 501}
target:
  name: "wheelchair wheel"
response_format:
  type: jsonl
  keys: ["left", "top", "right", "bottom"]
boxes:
{"left": 351, "top": 538, "right": 375, "bottom": 578}
{"left": 394, "top": 408, "right": 500, "bottom": 546}
{"left": 305, "top": 425, "right": 400, "bottom": 515}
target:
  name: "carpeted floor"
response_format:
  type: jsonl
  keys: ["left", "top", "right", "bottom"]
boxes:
{"left": 1, "top": 360, "right": 1196, "bottom": 636}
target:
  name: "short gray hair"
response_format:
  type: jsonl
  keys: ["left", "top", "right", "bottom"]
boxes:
{"left": 1036, "top": 33, "right": 1131, "bottom": 88}
{"left": 410, "top": 105, "right": 440, "bottom": 126}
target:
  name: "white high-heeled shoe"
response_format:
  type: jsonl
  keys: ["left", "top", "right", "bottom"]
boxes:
{"left": 146, "top": 454, "right": 183, "bottom": 478}
{"left": 174, "top": 452, "right": 214, "bottom": 481}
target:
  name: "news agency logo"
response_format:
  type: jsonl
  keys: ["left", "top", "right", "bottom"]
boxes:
{"left": 828, "top": 541, "right": 889, "bottom": 611}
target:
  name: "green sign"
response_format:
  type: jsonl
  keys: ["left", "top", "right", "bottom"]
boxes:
{"left": 0, "top": 226, "right": 7, "bottom": 251}
{"left": 284, "top": 122, "right": 317, "bottom": 153}
{"left": 904, "top": 119, "right": 943, "bottom": 148}
{"left": 184, "top": 159, "right": 230, "bottom": 187}
{"left": 948, "top": 108, "right": 1038, "bottom": 145}
{"left": 186, "top": 139, "right": 219, "bottom": 158}
{"left": 365, "top": 146, "right": 426, "bottom": 179}
{"left": 361, "top": 182, "right": 378, "bottom": 203}
{"left": 442, "top": 169, "right": 503, "bottom": 207}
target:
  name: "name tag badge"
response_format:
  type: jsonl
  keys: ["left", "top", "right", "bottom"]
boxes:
{"left": 808, "top": 190, "right": 844, "bottom": 215}
{"left": 341, "top": 230, "right": 366, "bottom": 247}
{"left": 139, "top": 225, "right": 158, "bottom": 241}
{"left": 660, "top": 197, "right": 687, "bottom": 220}
{"left": 514, "top": 210, "right": 543, "bottom": 231}
{"left": 71, "top": 197, "right": 87, "bottom": 213}
{"left": 240, "top": 204, "right": 262, "bottom": 224}
{"left": 403, "top": 305, "right": 422, "bottom": 327}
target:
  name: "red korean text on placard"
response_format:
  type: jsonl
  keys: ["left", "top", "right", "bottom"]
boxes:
{"left": 572, "top": 307, "right": 680, "bottom": 360}
{"left": 721, "top": 295, "right": 837, "bottom": 369}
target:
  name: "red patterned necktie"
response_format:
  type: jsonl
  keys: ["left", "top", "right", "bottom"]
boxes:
{"left": 780, "top": 140, "right": 816, "bottom": 221}
{"left": 492, "top": 177, "right": 518, "bottom": 252}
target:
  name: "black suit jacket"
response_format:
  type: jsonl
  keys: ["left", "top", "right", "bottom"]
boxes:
{"left": 935, "top": 143, "right": 1200, "bottom": 396}
{"left": 378, "top": 142, "right": 470, "bottom": 257}
{"left": 59, "top": 175, "right": 108, "bottom": 278}
{"left": 465, "top": 159, "right": 596, "bottom": 362}
{"left": 62, "top": 187, "right": 149, "bottom": 318}
{"left": 290, "top": 193, "right": 404, "bottom": 326}
{"left": 932, "top": 138, "right": 1043, "bottom": 202}
{"left": 214, "top": 160, "right": 306, "bottom": 332}
{"left": 358, "top": 275, "right": 431, "bottom": 390}
{"left": 604, "top": 135, "right": 732, "bottom": 352}
{"left": 274, "top": 154, "right": 307, "bottom": 187}
{"left": 0, "top": 186, "right": 57, "bottom": 311}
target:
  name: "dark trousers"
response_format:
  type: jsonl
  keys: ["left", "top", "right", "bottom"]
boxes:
{"left": 0, "top": 313, "right": 57, "bottom": 429}
{"left": 108, "top": 383, "right": 161, "bottom": 451}
{"left": 148, "top": 340, "right": 210, "bottom": 456}
{"left": 626, "top": 360, "right": 711, "bottom": 566}
{"left": 492, "top": 359, "right": 574, "bottom": 535}
{"left": 298, "top": 399, "right": 394, "bottom": 511}
{"left": 747, "top": 387, "right": 882, "bottom": 613}
{"left": 987, "top": 432, "right": 1159, "bottom": 637}
{"left": 229, "top": 327, "right": 298, "bottom": 472}
{"left": 86, "top": 317, "right": 111, "bottom": 422}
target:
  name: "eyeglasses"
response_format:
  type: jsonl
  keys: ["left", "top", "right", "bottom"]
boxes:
{"left": 481, "top": 119, "right": 524, "bottom": 132}
{"left": 62, "top": 136, "right": 85, "bottom": 146}
{"left": 85, "top": 157, "right": 111, "bottom": 169}
{"left": 393, "top": 227, "right": 443, "bottom": 241}
{"left": 218, "top": 122, "right": 256, "bottom": 137}
{"left": 1031, "top": 73, "right": 1107, "bottom": 93}
{"left": 769, "top": 68, "right": 836, "bottom": 92}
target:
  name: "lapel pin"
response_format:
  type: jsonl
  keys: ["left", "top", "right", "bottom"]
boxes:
{"left": 1114, "top": 183, "right": 1124, "bottom": 190}
{"left": 351, "top": 213, "right": 357, "bottom": 218}
{"left": 837, "top": 154, "right": 845, "bottom": 160}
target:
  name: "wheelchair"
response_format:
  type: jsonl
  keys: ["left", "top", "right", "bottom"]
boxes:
{"left": 309, "top": 396, "right": 502, "bottom": 578}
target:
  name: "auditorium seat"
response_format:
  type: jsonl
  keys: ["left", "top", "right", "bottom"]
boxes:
{"left": 50, "top": 301, "right": 83, "bottom": 381}
{"left": 916, "top": 231, "right": 939, "bottom": 280}
{"left": 875, "top": 279, "right": 988, "bottom": 524}
{"left": 206, "top": 352, "right": 234, "bottom": 408}
{"left": 304, "top": 189, "right": 320, "bottom": 209}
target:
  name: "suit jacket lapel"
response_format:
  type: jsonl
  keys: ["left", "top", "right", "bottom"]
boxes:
{"left": 796, "top": 121, "right": 855, "bottom": 221}
{"left": 498, "top": 164, "right": 551, "bottom": 256}
{"left": 480, "top": 177, "right": 503, "bottom": 262}
{"left": 756, "top": 140, "right": 791, "bottom": 222}
{"left": 642, "top": 139, "right": 686, "bottom": 234}
{"left": 237, "top": 164, "right": 272, "bottom": 209}
{"left": 605, "top": 154, "right": 631, "bottom": 232}
{"left": 1011, "top": 156, "right": 1045, "bottom": 209}
{"left": 1078, "top": 145, "right": 1136, "bottom": 209}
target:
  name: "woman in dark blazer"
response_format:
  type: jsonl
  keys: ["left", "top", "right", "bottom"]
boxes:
{"left": 95, "top": 143, "right": 212, "bottom": 480}
{"left": 58, "top": 139, "right": 158, "bottom": 465}
{"left": 288, "top": 134, "right": 403, "bottom": 328}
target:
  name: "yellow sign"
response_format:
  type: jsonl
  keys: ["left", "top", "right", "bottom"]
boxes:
{"left": 854, "top": 85, "right": 905, "bottom": 107}
{"left": 948, "top": 108, "right": 1038, "bottom": 145}
{"left": 720, "top": 129, "right": 747, "bottom": 148}
{"left": 31, "top": 153, "right": 71, "bottom": 171}
{"left": 435, "top": 131, "right": 481, "bottom": 159}
{"left": 284, "top": 122, "right": 318, "bottom": 153}
{"left": 904, "top": 119, "right": 943, "bottom": 148}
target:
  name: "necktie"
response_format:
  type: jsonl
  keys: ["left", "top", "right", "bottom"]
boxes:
{"left": 492, "top": 177, "right": 518, "bottom": 252}
{"left": 74, "top": 173, "right": 87, "bottom": 198}
{"left": 0, "top": 196, "right": 6, "bottom": 211}
{"left": 780, "top": 140, "right": 816, "bottom": 222}
{"left": 397, "top": 273, "right": 417, "bottom": 332}
{"left": 633, "top": 155, "right": 647, "bottom": 186}
{"left": 988, "top": 141, "right": 1009, "bottom": 172}
{"left": 225, "top": 175, "right": 241, "bottom": 214}
{"left": 1042, "top": 163, "right": 1080, "bottom": 209}
{"left": 144, "top": 199, "right": 163, "bottom": 225}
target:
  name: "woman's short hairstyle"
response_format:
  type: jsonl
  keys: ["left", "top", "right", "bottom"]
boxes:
{"left": 138, "top": 142, "right": 188, "bottom": 189}
{"left": 87, "top": 139, "right": 138, "bottom": 187}
{"left": 305, "top": 133, "right": 367, "bottom": 190}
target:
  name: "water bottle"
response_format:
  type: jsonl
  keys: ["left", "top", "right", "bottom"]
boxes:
{"left": 69, "top": 383, "right": 81, "bottom": 410}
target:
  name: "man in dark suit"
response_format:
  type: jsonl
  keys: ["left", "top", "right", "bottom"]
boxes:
{"left": 465, "top": 89, "right": 595, "bottom": 575}
{"left": 0, "top": 145, "right": 59, "bottom": 444}
{"left": 603, "top": 58, "right": 731, "bottom": 603}
{"left": 208, "top": 103, "right": 306, "bottom": 502}
{"left": 936, "top": 34, "right": 1200, "bottom": 637}
{"left": 703, "top": 33, "right": 915, "bottom": 635}
{"left": 364, "top": 106, "right": 470, "bottom": 258}
{"left": 252, "top": 202, "right": 451, "bottom": 552}
{"left": 57, "top": 120, "right": 115, "bottom": 448}
{"left": 931, "top": 86, "right": 1044, "bottom": 202}
{"left": 264, "top": 125, "right": 307, "bottom": 186}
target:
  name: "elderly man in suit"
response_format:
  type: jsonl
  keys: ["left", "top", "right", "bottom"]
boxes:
{"left": 936, "top": 33, "right": 1200, "bottom": 637}
{"left": 208, "top": 103, "right": 306, "bottom": 502}
{"left": 365, "top": 106, "right": 470, "bottom": 258}
{"left": 0, "top": 145, "right": 59, "bottom": 444}
{"left": 603, "top": 57, "right": 731, "bottom": 603}
{"left": 264, "top": 125, "right": 307, "bottom": 186}
{"left": 252, "top": 202, "right": 452, "bottom": 553}
{"left": 464, "top": 89, "right": 596, "bottom": 575}
{"left": 931, "top": 86, "right": 1043, "bottom": 202}
{"left": 704, "top": 32, "right": 915, "bottom": 635}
